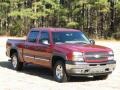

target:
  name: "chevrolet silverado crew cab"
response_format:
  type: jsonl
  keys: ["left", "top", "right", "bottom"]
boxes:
{"left": 6, "top": 28, "right": 116, "bottom": 82}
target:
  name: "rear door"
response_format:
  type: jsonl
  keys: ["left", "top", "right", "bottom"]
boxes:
{"left": 23, "top": 30, "right": 39, "bottom": 63}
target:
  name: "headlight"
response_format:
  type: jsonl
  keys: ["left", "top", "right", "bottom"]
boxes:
{"left": 108, "top": 51, "right": 114, "bottom": 60}
{"left": 72, "top": 52, "right": 84, "bottom": 61}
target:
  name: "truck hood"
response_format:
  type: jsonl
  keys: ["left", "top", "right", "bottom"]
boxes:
{"left": 55, "top": 44, "right": 111, "bottom": 52}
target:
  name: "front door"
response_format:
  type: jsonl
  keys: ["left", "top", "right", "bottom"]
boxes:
{"left": 34, "top": 31, "right": 52, "bottom": 68}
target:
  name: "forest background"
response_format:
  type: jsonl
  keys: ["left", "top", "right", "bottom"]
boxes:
{"left": 0, "top": 0, "right": 120, "bottom": 39}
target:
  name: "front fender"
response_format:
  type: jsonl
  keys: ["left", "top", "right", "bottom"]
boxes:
{"left": 52, "top": 52, "right": 67, "bottom": 60}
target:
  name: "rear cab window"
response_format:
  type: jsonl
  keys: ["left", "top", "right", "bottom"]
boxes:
{"left": 28, "top": 30, "right": 39, "bottom": 43}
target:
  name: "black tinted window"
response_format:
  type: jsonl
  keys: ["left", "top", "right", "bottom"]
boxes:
{"left": 28, "top": 31, "right": 39, "bottom": 43}
{"left": 39, "top": 32, "right": 49, "bottom": 44}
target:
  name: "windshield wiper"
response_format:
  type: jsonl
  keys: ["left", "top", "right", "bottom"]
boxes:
{"left": 55, "top": 41, "right": 89, "bottom": 44}
{"left": 76, "top": 42, "right": 89, "bottom": 44}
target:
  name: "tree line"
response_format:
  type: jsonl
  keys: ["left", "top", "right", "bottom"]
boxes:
{"left": 0, "top": 0, "right": 120, "bottom": 39}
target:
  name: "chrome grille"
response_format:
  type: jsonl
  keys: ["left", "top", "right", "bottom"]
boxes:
{"left": 84, "top": 52, "right": 108, "bottom": 60}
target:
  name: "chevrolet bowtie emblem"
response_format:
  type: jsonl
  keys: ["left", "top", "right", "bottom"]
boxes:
{"left": 94, "top": 55, "right": 100, "bottom": 58}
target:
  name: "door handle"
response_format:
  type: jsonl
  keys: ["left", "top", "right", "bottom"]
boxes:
{"left": 35, "top": 47, "right": 40, "bottom": 50}
{"left": 25, "top": 45, "right": 29, "bottom": 48}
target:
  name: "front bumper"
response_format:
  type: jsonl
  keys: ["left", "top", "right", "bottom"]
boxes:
{"left": 66, "top": 60, "right": 116, "bottom": 76}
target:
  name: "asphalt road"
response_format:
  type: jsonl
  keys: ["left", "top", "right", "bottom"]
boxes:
{"left": 0, "top": 37, "right": 120, "bottom": 90}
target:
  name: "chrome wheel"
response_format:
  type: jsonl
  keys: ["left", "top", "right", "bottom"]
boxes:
{"left": 12, "top": 55, "right": 17, "bottom": 69}
{"left": 11, "top": 53, "right": 23, "bottom": 71}
{"left": 53, "top": 61, "right": 68, "bottom": 82}
{"left": 56, "top": 65, "right": 63, "bottom": 80}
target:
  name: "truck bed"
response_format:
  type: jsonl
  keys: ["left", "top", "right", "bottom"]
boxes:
{"left": 6, "top": 39, "right": 25, "bottom": 57}
{"left": 7, "top": 39, "right": 25, "bottom": 45}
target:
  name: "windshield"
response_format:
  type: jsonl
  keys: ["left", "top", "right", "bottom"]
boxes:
{"left": 52, "top": 31, "right": 90, "bottom": 44}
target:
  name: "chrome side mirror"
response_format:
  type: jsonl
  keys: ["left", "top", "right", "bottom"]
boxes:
{"left": 89, "top": 39, "right": 95, "bottom": 45}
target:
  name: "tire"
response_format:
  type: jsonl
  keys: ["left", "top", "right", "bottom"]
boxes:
{"left": 94, "top": 75, "right": 108, "bottom": 80}
{"left": 11, "top": 53, "right": 23, "bottom": 71}
{"left": 53, "top": 61, "right": 68, "bottom": 82}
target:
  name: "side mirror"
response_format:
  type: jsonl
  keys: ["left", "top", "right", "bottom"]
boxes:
{"left": 89, "top": 39, "right": 95, "bottom": 45}
{"left": 42, "top": 40, "right": 49, "bottom": 45}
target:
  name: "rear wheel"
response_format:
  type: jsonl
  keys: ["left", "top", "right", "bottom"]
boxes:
{"left": 94, "top": 75, "right": 108, "bottom": 80}
{"left": 53, "top": 61, "right": 68, "bottom": 82}
{"left": 11, "top": 53, "right": 23, "bottom": 71}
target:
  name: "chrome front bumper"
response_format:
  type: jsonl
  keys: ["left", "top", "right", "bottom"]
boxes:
{"left": 65, "top": 60, "right": 116, "bottom": 76}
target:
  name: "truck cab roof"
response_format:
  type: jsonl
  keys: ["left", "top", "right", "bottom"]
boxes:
{"left": 31, "top": 28, "right": 80, "bottom": 32}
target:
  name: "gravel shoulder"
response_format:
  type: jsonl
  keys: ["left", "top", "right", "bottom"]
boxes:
{"left": 0, "top": 37, "right": 120, "bottom": 90}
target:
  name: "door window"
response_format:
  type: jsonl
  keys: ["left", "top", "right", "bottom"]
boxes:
{"left": 39, "top": 31, "right": 50, "bottom": 44}
{"left": 28, "top": 31, "right": 39, "bottom": 43}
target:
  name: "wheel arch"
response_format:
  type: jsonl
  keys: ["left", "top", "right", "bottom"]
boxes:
{"left": 10, "top": 48, "right": 18, "bottom": 58}
{"left": 51, "top": 55, "right": 66, "bottom": 69}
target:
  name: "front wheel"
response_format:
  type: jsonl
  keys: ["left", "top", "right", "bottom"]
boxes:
{"left": 53, "top": 61, "right": 68, "bottom": 82}
{"left": 11, "top": 53, "right": 23, "bottom": 71}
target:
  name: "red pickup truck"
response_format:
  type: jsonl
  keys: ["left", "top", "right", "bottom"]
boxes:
{"left": 6, "top": 28, "right": 116, "bottom": 82}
